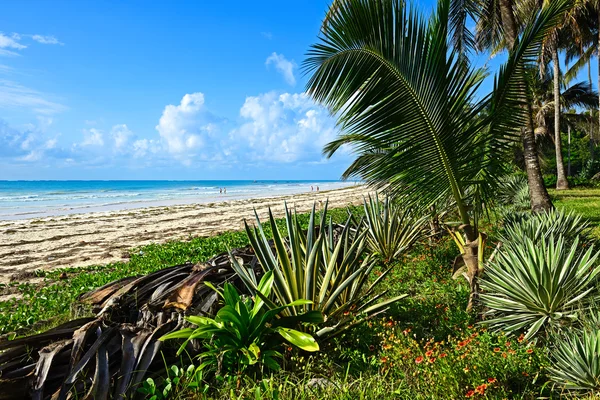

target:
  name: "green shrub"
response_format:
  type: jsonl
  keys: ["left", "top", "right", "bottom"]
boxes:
{"left": 548, "top": 329, "right": 600, "bottom": 393}
{"left": 362, "top": 194, "right": 426, "bottom": 263}
{"left": 480, "top": 236, "right": 600, "bottom": 340}
{"left": 232, "top": 203, "right": 407, "bottom": 340}
{"left": 160, "top": 271, "right": 320, "bottom": 376}
{"left": 497, "top": 174, "right": 530, "bottom": 210}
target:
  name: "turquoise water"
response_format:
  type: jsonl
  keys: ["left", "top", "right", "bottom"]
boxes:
{"left": 0, "top": 180, "right": 354, "bottom": 220}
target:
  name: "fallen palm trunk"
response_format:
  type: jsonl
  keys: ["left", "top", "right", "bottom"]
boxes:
{"left": 0, "top": 246, "right": 258, "bottom": 400}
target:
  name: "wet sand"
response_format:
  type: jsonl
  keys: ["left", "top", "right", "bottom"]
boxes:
{"left": 0, "top": 185, "right": 370, "bottom": 284}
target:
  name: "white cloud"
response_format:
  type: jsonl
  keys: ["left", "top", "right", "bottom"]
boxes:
{"left": 266, "top": 53, "right": 296, "bottom": 86}
{"left": 229, "top": 92, "right": 338, "bottom": 163}
{"left": 156, "top": 92, "right": 223, "bottom": 160}
{"left": 261, "top": 32, "right": 273, "bottom": 40}
{"left": 0, "top": 33, "right": 26, "bottom": 50}
{"left": 110, "top": 124, "right": 133, "bottom": 151}
{"left": 81, "top": 128, "right": 104, "bottom": 146}
{"left": 0, "top": 79, "right": 67, "bottom": 114}
{"left": 31, "top": 35, "right": 63, "bottom": 45}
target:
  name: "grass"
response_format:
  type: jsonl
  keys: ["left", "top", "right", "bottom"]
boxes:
{"left": 551, "top": 187, "right": 600, "bottom": 238}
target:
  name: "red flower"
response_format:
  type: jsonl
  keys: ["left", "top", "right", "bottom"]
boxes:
{"left": 488, "top": 377, "right": 497, "bottom": 384}
{"left": 380, "top": 357, "right": 388, "bottom": 363}
{"left": 465, "top": 390, "right": 475, "bottom": 397}
{"left": 439, "top": 352, "right": 447, "bottom": 358}
{"left": 475, "top": 384, "right": 488, "bottom": 395}
{"left": 517, "top": 334, "right": 525, "bottom": 343}
{"left": 501, "top": 352, "right": 507, "bottom": 358}
{"left": 505, "top": 341, "right": 511, "bottom": 347}
{"left": 428, "top": 357, "right": 436, "bottom": 363}
{"left": 522, "top": 372, "right": 529, "bottom": 377}
{"left": 425, "top": 350, "right": 434, "bottom": 357}
{"left": 493, "top": 347, "right": 501, "bottom": 352}
{"left": 526, "top": 348, "right": 534, "bottom": 354}
{"left": 415, "top": 356, "right": 424, "bottom": 364}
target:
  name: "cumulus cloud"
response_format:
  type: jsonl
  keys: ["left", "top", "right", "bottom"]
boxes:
{"left": 0, "top": 117, "right": 64, "bottom": 162}
{"left": 156, "top": 92, "right": 224, "bottom": 161}
{"left": 81, "top": 128, "right": 104, "bottom": 146}
{"left": 110, "top": 124, "right": 133, "bottom": 151}
{"left": 229, "top": 92, "right": 338, "bottom": 163}
{"left": 266, "top": 53, "right": 296, "bottom": 86}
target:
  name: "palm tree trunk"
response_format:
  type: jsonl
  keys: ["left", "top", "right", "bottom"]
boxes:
{"left": 597, "top": 10, "right": 600, "bottom": 150}
{"left": 499, "top": 0, "right": 518, "bottom": 49}
{"left": 553, "top": 47, "right": 569, "bottom": 190}
{"left": 500, "top": 0, "right": 553, "bottom": 208}
{"left": 589, "top": 60, "right": 594, "bottom": 162}
{"left": 524, "top": 102, "right": 554, "bottom": 212}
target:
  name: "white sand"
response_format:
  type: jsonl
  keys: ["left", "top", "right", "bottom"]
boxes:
{"left": 0, "top": 185, "right": 371, "bottom": 283}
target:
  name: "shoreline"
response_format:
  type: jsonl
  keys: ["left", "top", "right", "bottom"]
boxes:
{"left": 0, "top": 185, "right": 371, "bottom": 284}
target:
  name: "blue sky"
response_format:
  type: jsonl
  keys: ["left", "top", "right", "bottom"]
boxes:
{"left": 0, "top": 1, "right": 595, "bottom": 180}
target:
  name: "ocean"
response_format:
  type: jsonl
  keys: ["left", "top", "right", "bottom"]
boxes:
{"left": 0, "top": 180, "right": 356, "bottom": 220}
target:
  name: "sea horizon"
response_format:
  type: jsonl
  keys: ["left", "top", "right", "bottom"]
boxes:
{"left": 0, "top": 179, "right": 358, "bottom": 221}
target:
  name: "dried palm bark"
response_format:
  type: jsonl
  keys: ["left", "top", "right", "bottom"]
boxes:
{"left": 0, "top": 246, "right": 259, "bottom": 400}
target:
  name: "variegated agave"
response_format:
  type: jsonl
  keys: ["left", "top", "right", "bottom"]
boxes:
{"left": 231, "top": 202, "right": 407, "bottom": 340}
{"left": 548, "top": 329, "right": 600, "bottom": 393}
{"left": 362, "top": 194, "right": 427, "bottom": 263}
{"left": 480, "top": 236, "right": 600, "bottom": 340}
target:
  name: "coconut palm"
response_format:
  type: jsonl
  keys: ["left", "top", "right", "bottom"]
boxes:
{"left": 305, "top": 0, "right": 570, "bottom": 310}
{"left": 452, "top": 0, "right": 554, "bottom": 210}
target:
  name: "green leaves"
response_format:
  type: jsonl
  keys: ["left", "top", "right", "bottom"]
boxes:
{"left": 160, "top": 271, "right": 320, "bottom": 376}
{"left": 362, "top": 194, "right": 426, "bottom": 262}
{"left": 480, "top": 235, "right": 600, "bottom": 339}
{"left": 548, "top": 329, "right": 600, "bottom": 392}
{"left": 231, "top": 203, "right": 407, "bottom": 339}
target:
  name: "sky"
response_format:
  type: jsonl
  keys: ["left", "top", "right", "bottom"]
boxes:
{"left": 0, "top": 1, "right": 596, "bottom": 180}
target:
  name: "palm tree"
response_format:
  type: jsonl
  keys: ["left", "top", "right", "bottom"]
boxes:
{"left": 305, "top": 0, "right": 569, "bottom": 310}
{"left": 472, "top": 0, "right": 554, "bottom": 209}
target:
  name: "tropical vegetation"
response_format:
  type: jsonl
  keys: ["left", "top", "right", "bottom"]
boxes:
{"left": 3, "top": 0, "right": 600, "bottom": 398}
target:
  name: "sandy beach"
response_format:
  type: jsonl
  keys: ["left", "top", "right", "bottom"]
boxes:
{"left": 0, "top": 185, "right": 370, "bottom": 284}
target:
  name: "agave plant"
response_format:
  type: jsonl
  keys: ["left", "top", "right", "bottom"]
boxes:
{"left": 548, "top": 329, "right": 600, "bottom": 393}
{"left": 501, "top": 208, "right": 591, "bottom": 246}
{"left": 160, "top": 271, "right": 320, "bottom": 376}
{"left": 497, "top": 174, "right": 531, "bottom": 211}
{"left": 362, "top": 194, "right": 426, "bottom": 263}
{"left": 480, "top": 236, "right": 600, "bottom": 340}
{"left": 231, "top": 202, "right": 407, "bottom": 339}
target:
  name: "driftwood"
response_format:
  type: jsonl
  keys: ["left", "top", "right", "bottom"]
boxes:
{"left": 0, "top": 246, "right": 259, "bottom": 400}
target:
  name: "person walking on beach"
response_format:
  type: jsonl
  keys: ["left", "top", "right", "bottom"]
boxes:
{"left": 311, "top": 185, "right": 313, "bottom": 191}
{"left": 224, "top": 187, "right": 226, "bottom": 194}
{"left": 220, "top": 188, "right": 222, "bottom": 194}
{"left": 316, "top": 186, "right": 319, "bottom": 192}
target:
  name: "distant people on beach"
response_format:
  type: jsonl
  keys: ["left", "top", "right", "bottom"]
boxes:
{"left": 316, "top": 186, "right": 319, "bottom": 192}
{"left": 219, "top": 188, "right": 222, "bottom": 194}
{"left": 224, "top": 188, "right": 226, "bottom": 194}
{"left": 311, "top": 185, "right": 314, "bottom": 191}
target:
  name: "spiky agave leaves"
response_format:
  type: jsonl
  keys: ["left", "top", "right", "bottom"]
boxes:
{"left": 501, "top": 208, "right": 591, "bottom": 247}
{"left": 231, "top": 202, "right": 407, "bottom": 340}
{"left": 480, "top": 235, "right": 600, "bottom": 340}
{"left": 362, "top": 194, "right": 427, "bottom": 263}
{"left": 548, "top": 329, "right": 600, "bottom": 393}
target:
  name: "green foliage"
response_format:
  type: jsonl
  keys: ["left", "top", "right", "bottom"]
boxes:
{"left": 137, "top": 365, "right": 209, "bottom": 399}
{"left": 497, "top": 174, "right": 530, "bottom": 211}
{"left": 548, "top": 329, "right": 600, "bottom": 393}
{"left": 160, "top": 272, "right": 320, "bottom": 376}
{"left": 362, "top": 195, "right": 426, "bottom": 263}
{"left": 480, "top": 236, "right": 600, "bottom": 340}
{"left": 501, "top": 208, "right": 591, "bottom": 246}
{"left": 231, "top": 203, "right": 407, "bottom": 340}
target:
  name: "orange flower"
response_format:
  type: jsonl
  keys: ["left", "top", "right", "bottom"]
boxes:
{"left": 526, "top": 348, "right": 533, "bottom": 354}
{"left": 505, "top": 341, "right": 511, "bottom": 347}
{"left": 383, "top": 344, "right": 392, "bottom": 350}
{"left": 415, "top": 356, "right": 424, "bottom": 364}
{"left": 428, "top": 357, "right": 436, "bottom": 364}
{"left": 380, "top": 357, "right": 388, "bottom": 363}
{"left": 463, "top": 367, "right": 470, "bottom": 373}
{"left": 501, "top": 352, "right": 507, "bottom": 358}
{"left": 493, "top": 347, "right": 501, "bottom": 353}
{"left": 488, "top": 377, "right": 497, "bottom": 384}
{"left": 425, "top": 350, "right": 434, "bottom": 357}
{"left": 475, "top": 384, "right": 488, "bottom": 395}
{"left": 522, "top": 372, "right": 529, "bottom": 377}
{"left": 458, "top": 339, "right": 470, "bottom": 347}
{"left": 439, "top": 352, "right": 448, "bottom": 358}
{"left": 465, "top": 390, "right": 475, "bottom": 398}
{"left": 517, "top": 334, "right": 525, "bottom": 343}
